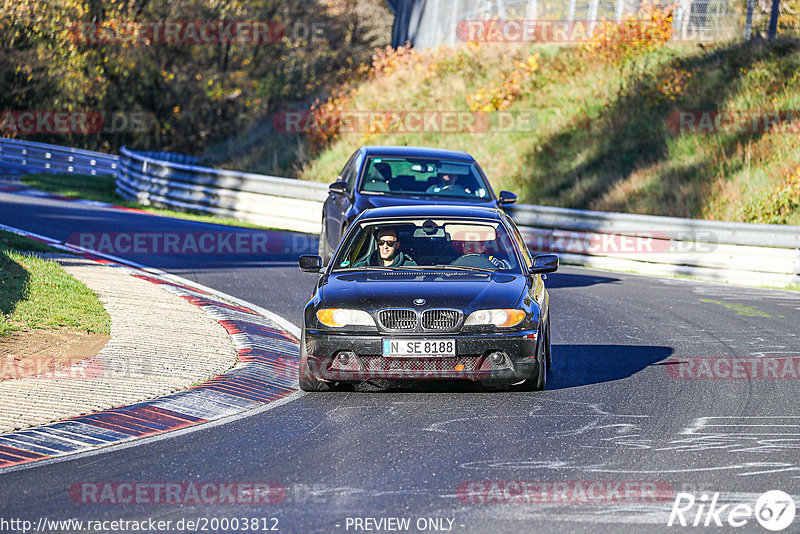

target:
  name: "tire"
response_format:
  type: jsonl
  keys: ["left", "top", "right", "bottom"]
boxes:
{"left": 545, "top": 313, "right": 552, "bottom": 372}
{"left": 298, "top": 332, "right": 332, "bottom": 392}
{"left": 515, "top": 324, "right": 547, "bottom": 391}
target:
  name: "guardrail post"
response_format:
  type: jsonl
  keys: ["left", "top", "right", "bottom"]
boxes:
{"left": 768, "top": 0, "right": 781, "bottom": 39}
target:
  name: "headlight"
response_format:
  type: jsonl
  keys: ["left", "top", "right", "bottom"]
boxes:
{"left": 316, "top": 308, "right": 376, "bottom": 327}
{"left": 464, "top": 309, "right": 525, "bottom": 328}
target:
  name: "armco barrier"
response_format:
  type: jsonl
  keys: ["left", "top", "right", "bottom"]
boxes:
{"left": 0, "top": 137, "right": 118, "bottom": 177}
{"left": 117, "top": 146, "right": 328, "bottom": 234}
{"left": 508, "top": 206, "right": 800, "bottom": 288}
{"left": 2, "top": 137, "right": 799, "bottom": 288}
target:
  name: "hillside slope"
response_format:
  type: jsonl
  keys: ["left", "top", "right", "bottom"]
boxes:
{"left": 296, "top": 36, "right": 800, "bottom": 225}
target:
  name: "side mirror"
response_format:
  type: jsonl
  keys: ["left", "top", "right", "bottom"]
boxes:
{"left": 299, "top": 255, "right": 323, "bottom": 273}
{"left": 498, "top": 190, "right": 517, "bottom": 205}
{"left": 329, "top": 181, "right": 347, "bottom": 194}
{"left": 530, "top": 254, "right": 558, "bottom": 274}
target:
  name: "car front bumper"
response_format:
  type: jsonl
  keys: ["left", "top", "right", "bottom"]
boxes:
{"left": 303, "top": 330, "right": 539, "bottom": 385}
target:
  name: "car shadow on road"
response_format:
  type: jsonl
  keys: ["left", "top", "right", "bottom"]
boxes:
{"left": 544, "top": 271, "right": 619, "bottom": 289}
{"left": 547, "top": 344, "right": 673, "bottom": 389}
{"left": 338, "top": 343, "right": 672, "bottom": 393}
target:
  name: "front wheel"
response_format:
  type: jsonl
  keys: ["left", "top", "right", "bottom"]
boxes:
{"left": 298, "top": 333, "right": 332, "bottom": 392}
{"left": 515, "top": 325, "right": 547, "bottom": 391}
{"left": 544, "top": 313, "right": 552, "bottom": 371}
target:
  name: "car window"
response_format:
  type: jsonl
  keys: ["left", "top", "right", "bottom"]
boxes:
{"left": 360, "top": 157, "right": 491, "bottom": 200}
{"left": 506, "top": 218, "right": 533, "bottom": 270}
{"left": 337, "top": 152, "right": 356, "bottom": 182}
{"left": 345, "top": 152, "right": 363, "bottom": 194}
{"left": 333, "top": 219, "right": 520, "bottom": 272}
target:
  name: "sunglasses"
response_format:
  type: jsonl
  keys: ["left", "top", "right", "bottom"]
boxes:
{"left": 377, "top": 239, "right": 398, "bottom": 247}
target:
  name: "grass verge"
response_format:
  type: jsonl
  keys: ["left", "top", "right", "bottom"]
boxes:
{"left": 0, "top": 230, "right": 111, "bottom": 338}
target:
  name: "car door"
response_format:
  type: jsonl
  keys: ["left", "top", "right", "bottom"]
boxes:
{"left": 335, "top": 151, "right": 364, "bottom": 243}
{"left": 326, "top": 152, "right": 357, "bottom": 249}
{"left": 506, "top": 216, "right": 546, "bottom": 311}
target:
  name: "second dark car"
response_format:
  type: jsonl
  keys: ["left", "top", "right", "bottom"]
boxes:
{"left": 317, "top": 145, "right": 517, "bottom": 263}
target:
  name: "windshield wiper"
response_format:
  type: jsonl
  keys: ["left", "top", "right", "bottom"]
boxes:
{"left": 412, "top": 265, "right": 495, "bottom": 272}
{"left": 333, "top": 266, "right": 393, "bottom": 272}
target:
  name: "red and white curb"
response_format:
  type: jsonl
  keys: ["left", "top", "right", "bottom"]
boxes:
{"left": 0, "top": 222, "right": 302, "bottom": 472}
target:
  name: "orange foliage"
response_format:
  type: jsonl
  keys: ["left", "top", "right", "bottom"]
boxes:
{"left": 584, "top": 1, "right": 674, "bottom": 64}
{"left": 367, "top": 43, "right": 421, "bottom": 77}
{"left": 744, "top": 166, "right": 800, "bottom": 223}
{"left": 467, "top": 54, "right": 539, "bottom": 112}
{"left": 306, "top": 90, "right": 354, "bottom": 153}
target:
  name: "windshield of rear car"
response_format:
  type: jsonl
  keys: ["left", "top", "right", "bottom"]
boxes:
{"left": 332, "top": 219, "right": 521, "bottom": 273}
{"left": 359, "top": 157, "right": 491, "bottom": 200}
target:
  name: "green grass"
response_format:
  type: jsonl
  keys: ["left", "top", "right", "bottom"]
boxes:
{"left": 287, "top": 38, "right": 800, "bottom": 225}
{"left": 21, "top": 173, "right": 271, "bottom": 230}
{"left": 0, "top": 230, "right": 110, "bottom": 337}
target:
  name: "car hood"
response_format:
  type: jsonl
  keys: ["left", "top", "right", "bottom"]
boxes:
{"left": 320, "top": 270, "right": 527, "bottom": 312}
{"left": 359, "top": 194, "right": 498, "bottom": 210}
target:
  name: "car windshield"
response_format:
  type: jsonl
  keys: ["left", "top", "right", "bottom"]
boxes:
{"left": 360, "top": 157, "right": 491, "bottom": 200}
{"left": 332, "top": 219, "right": 521, "bottom": 272}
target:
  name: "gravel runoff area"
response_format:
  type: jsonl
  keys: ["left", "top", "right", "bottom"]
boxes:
{"left": 0, "top": 255, "right": 238, "bottom": 433}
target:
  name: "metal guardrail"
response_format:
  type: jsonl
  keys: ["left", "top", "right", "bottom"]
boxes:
{"left": 507, "top": 204, "right": 800, "bottom": 287}
{"left": 116, "top": 144, "right": 800, "bottom": 288}
{"left": 117, "top": 146, "right": 328, "bottom": 234}
{"left": 1, "top": 137, "right": 799, "bottom": 288}
{"left": 0, "top": 137, "right": 118, "bottom": 177}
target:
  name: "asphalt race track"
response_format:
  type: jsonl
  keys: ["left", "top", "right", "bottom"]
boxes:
{"left": 1, "top": 190, "right": 800, "bottom": 533}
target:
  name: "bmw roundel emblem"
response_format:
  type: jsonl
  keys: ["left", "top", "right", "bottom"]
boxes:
{"left": 414, "top": 298, "right": 426, "bottom": 306}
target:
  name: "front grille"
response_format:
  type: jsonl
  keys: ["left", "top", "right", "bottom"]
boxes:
{"left": 379, "top": 309, "right": 417, "bottom": 330}
{"left": 361, "top": 356, "right": 479, "bottom": 373}
{"left": 421, "top": 309, "right": 460, "bottom": 330}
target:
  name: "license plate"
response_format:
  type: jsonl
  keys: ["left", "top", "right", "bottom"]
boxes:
{"left": 382, "top": 339, "right": 456, "bottom": 358}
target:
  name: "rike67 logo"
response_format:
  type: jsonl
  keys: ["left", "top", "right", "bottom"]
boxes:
{"left": 668, "top": 490, "right": 796, "bottom": 531}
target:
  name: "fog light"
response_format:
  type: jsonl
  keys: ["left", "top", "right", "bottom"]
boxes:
{"left": 489, "top": 351, "right": 505, "bottom": 365}
{"left": 336, "top": 351, "right": 355, "bottom": 365}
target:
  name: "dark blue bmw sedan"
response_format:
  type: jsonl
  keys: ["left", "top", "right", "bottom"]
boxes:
{"left": 317, "top": 146, "right": 517, "bottom": 263}
{"left": 299, "top": 205, "right": 557, "bottom": 392}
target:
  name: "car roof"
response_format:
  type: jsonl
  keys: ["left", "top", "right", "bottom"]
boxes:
{"left": 361, "top": 145, "right": 474, "bottom": 162}
{"left": 357, "top": 204, "right": 505, "bottom": 221}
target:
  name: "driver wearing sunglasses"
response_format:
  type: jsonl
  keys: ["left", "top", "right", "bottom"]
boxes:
{"left": 355, "top": 227, "right": 416, "bottom": 267}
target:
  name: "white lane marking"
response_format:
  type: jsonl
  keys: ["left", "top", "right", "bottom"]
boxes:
{"left": 0, "top": 222, "right": 306, "bottom": 473}
{"left": 588, "top": 462, "right": 800, "bottom": 476}
{"left": 682, "top": 416, "right": 800, "bottom": 436}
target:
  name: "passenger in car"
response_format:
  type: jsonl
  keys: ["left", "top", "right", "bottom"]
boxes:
{"left": 452, "top": 240, "right": 510, "bottom": 269}
{"left": 426, "top": 173, "right": 475, "bottom": 195}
